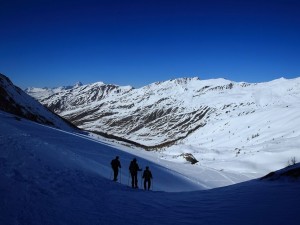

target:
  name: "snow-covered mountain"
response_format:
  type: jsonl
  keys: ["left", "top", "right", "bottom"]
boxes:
{"left": 1, "top": 109, "right": 299, "bottom": 225}
{"left": 0, "top": 73, "right": 77, "bottom": 131}
{"left": 24, "top": 81, "right": 83, "bottom": 102}
{"left": 28, "top": 78, "right": 215, "bottom": 147}
{"left": 25, "top": 76, "right": 300, "bottom": 177}
{"left": 27, "top": 77, "right": 300, "bottom": 147}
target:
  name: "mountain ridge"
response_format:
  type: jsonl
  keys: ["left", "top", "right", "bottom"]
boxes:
{"left": 0, "top": 73, "right": 78, "bottom": 131}
{"left": 25, "top": 76, "right": 300, "bottom": 149}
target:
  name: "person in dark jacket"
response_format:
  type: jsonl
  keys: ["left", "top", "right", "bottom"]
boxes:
{"left": 111, "top": 156, "right": 121, "bottom": 181}
{"left": 142, "top": 166, "right": 153, "bottom": 190}
{"left": 129, "top": 158, "right": 142, "bottom": 188}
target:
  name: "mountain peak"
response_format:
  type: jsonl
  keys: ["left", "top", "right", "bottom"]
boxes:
{"left": 74, "top": 82, "right": 83, "bottom": 88}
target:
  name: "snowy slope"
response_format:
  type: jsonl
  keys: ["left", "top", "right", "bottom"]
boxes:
{"left": 0, "top": 73, "right": 77, "bottom": 131}
{"left": 27, "top": 77, "right": 300, "bottom": 147}
{"left": 1, "top": 111, "right": 299, "bottom": 225}
{"left": 0, "top": 110, "right": 250, "bottom": 191}
{"left": 165, "top": 78, "right": 300, "bottom": 176}
{"left": 26, "top": 76, "right": 300, "bottom": 179}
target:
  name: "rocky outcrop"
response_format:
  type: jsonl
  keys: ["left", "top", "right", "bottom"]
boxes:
{"left": 0, "top": 73, "right": 78, "bottom": 131}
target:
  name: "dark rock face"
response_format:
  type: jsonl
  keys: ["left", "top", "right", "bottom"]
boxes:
{"left": 180, "top": 153, "right": 199, "bottom": 164}
{"left": 0, "top": 74, "right": 77, "bottom": 131}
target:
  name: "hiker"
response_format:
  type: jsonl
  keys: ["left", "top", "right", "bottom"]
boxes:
{"left": 129, "top": 158, "right": 142, "bottom": 188}
{"left": 142, "top": 166, "right": 153, "bottom": 190}
{"left": 111, "top": 156, "right": 121, "bottom": 181}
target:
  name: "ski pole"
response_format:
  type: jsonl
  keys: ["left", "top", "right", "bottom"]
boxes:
{"left": 128, "top": 173, "right": 130, "bottom": 186}
{"left": 140, "top": 172, "right": 143, "bottom": 190}
{"left": 151, "top": 179, "right": 153, "bottom": 191}
{"left": 120, "top": 168, "right": 122, "bottom": 184}
{"left": 110, "top": 171, "right": 112, "bottom": 180}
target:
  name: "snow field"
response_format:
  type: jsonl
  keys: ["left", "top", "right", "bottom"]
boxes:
{"left": 1, "top": 111, "right": 300, "bottom": 225}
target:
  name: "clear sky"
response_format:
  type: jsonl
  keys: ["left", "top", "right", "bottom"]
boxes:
{"left": 1, "top": 0, "right": 300, "bottom": 89}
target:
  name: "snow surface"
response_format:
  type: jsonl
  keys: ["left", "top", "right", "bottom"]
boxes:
{"left": 0, "top": 74, "right": 76, "bottom": 132}
{"left": 1, "top": 110, "right": 300, "bottom": 225}
{"left": 26, "top": 77, "right": 300, "bottom": 178}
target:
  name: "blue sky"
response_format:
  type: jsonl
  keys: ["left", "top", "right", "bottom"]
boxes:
{"left": 1, "top": 0, "right": 300, "bottom": 88}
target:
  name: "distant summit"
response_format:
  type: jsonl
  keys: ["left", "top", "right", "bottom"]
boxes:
{"left": 25, "top": 82, "right": 84, "bottom": 101}
{"left": 74, "top": 81, "right": 83, "bottom": 88}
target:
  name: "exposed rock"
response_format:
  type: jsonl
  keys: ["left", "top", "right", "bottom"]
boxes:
{"left": 180, "top": 153, "right": 199, "bottom": 164}
{"left": 0, "top": 73, "right": 78, "bottom": 131}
